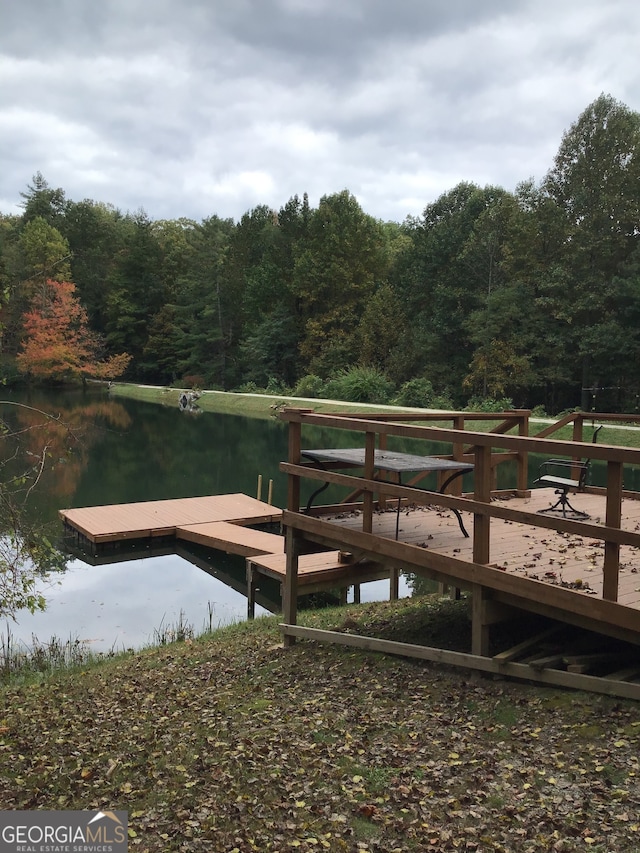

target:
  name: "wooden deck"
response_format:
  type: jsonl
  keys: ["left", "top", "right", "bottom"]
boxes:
{"left": 61, "top": 490, "right": 640, "bottom": 627}
{"left": 272, "top": 408, "right": 640, "bottom": 698}
{"left": 280, "top": 489, "right": 640, "bottom": 698}
{"left": 60, "top": 494, "right": 282, "bottom": 544}
{"left": 327, "top": 489, "right": 640, "bottom": 611}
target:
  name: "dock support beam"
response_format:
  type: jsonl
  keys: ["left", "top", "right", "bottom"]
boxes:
{"left": 603, "top": 460, "right": 623, "bottom": 602}
{"left": 247, "top": 561, "right": 257, "bottom": 619}
{"left": 283, "top": 526, "right": 301, "bottom": 647}
{"left": 473, "top": 445, "right": 492, "bottom": 566}
{"left": 471, "top": 585, "right": 490, "bottom": 657}
{"left": 390, "top": 567, "right": 399, "bottom": 601}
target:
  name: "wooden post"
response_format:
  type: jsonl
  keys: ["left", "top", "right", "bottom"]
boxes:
{"left": 282, "top": 525, "right": 301, "bottom": 647}
{"left": 571, "top": 415, "right": 586, "bottom": 481}
{"left": 471, "top": 584, "right": 490, "bottom": 657}
{"left": 516, "top": 411, "right": 529, "bottom": 496}
{"left": 473, "top": 444, "right": 491, "bottom": 565}
{"left": 287, "top": 415, "right": 304, "bottom": 513}
{"left": 451, "top": 415, "right": 465, "bottom": 495}
{"left": 353, "top": 583, "right": 361, "bottom": 604}
{"left": 247, "top": 561, "right": 257, "bottom": 619}
{"left": 572, "top": 415, "right": 583, "bottom": 444}
{"left": 267, "top": 479, "right": 273, "bottom": 506}
{"left": 256, "top": 474, "right": 262, "bottom": 502}
{"left": 603, "top": 460, "right": 623, "bottom": 602}
{"left": 378, "top": 432, "right": 388, "bottom": 509}
{"left": 363, "top": 431, "right": 376, "bottom": 534}
{"left": 390, "top": 567, "right": 399, "bottom": 601}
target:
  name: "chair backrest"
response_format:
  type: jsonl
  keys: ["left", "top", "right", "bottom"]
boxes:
{"left": 535, "top": 424, "right": 604, "bottom": 489}
{"left": 582, "top": 424, "right": 603, "bottom": 486}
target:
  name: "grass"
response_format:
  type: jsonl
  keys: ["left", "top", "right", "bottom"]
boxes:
{"left": 0, "top": 625, "right": 114, "bottom": 684}
{"left": 110, "top": 383, "right": 405, "bottom": 421}
{"left": 0, "top": 608, "right": 206, "bottom": 685}
{"left": 109, "top": 382, "right": 640, "bottom": 447}
{"left": 1, "top": 595, "right": 639, "bottom": 852}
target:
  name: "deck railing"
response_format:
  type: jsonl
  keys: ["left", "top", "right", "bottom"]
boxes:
{"left": 279, "top": 408, "right": 640, "bottom": 611}
{"left": 297, "top": 408, "right": 532, "bottom": 496}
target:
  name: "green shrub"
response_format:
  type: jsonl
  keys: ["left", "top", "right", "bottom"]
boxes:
{"left": 393, "top": 378, "right": 435, "bottom": 407}
{"left": 234, "top": 378, "right": 291, "bottom": 396}
{"left": 264, "top": 377, "right": 291, "bottom": 395}
{"left": 293, "top": 374, "right": 325, "bottom": 398}
{"left": 235, "top": 381, "right": 261, "bottom": 394}
{"left": 393, "top": 378, "right": 453, "bottom": 410}
{"left": 465, "top": 396, "right": 514, "bottom": 413}
{"left": 324, "top": 367, "right": 395, "bottom": 404}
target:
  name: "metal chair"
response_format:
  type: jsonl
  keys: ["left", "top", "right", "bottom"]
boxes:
{"left": 534, "top": 425, "right": 602, "bottom": 518}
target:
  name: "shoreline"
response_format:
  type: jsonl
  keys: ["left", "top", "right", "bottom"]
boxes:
{"left": 107, "top": 382, "right": 446, "bottom": 420}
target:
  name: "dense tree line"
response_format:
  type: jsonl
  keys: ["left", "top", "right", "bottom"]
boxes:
{"left": 1, "top": 94, "right": 640, "bottom": 413}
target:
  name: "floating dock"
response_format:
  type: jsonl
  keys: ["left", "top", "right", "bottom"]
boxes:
{"left": 60, "top": 494, "right": 282, "bottom": 544}
{"left": 60, "top": 494, "right": 395, "bottom": 612}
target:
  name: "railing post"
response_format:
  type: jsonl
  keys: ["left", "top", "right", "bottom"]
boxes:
{"left": 363, "top": 430, "right": 376, "bottom": 534}
{"left": 285, "top": 409, "right": 311, "bottom": 512}
{"left": 603, "top": 460, "right": 623, "bottom": 602}
{"left": 283, "top": 525, "right": 301, "bottom": 646}
{"left": 378, "top": 430, "right": 388, "bottom": 510}
{"left": 516, "top": 411, "right": 529, "bottom": 496}
{"left": 282, "top": 409, "right": 311, "bottom": 647}
{"left": 451, "top": 415, "right": 465, "bottom": 495}
{"left": 473, "top": 444, "right": 492, "bottom": 565}
{"left": 572, "top": 414, "right": 583, "bottom": 443}
{"left": 452, "top": 415, "right": 465, "bottom": 460}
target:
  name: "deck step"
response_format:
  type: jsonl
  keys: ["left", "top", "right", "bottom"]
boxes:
{"left": 248, "top": 550, "right": 386, "bottom": 586}
{"left": 177, "top": 521, "right": 284, "bottom": 557}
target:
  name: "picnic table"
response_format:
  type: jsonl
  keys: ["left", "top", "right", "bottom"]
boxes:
{"left": 301, "top": 447, "right": 474, "bottom": 538}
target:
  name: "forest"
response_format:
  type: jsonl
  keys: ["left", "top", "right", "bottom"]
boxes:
{"left": 1, "top": 93, "right": 640, "bottom": 414}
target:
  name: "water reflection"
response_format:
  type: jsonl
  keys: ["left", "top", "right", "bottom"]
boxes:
{"left": 7, "top": 553, "right": 271, "bottom": 653}
{"left": 1, "top": 388, "right": 410, "bottom": 650}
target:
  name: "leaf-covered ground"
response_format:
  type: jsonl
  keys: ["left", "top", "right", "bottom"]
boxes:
{"left": 1, "top": 598, "right": 639, "bottom": 852}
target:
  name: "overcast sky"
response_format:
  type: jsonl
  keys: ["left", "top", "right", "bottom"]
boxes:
{"left": 1, "top": 0, "right": 639, "bottom": 224}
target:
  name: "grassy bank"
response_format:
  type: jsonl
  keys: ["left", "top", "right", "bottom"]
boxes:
{"left": 109, "top": 383, "right": 640, "bottom": 446}
{"left": 1, "top": 596, "right": 639, "bottom": 852}
{"left": 108, "top": 383, "right": 413, "bottom": 421}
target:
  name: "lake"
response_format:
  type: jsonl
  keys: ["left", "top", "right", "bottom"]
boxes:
{"left": 0, "top": 387, "right": 410, "bottom": 652}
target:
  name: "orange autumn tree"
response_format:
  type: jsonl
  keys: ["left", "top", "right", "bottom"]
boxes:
{"left": 17, "top": 279, "right": 131, "bottom": 381}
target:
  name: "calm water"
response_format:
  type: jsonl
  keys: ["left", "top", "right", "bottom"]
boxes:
{"left": 1, "top": 387, "right": 409, "bottom": 651}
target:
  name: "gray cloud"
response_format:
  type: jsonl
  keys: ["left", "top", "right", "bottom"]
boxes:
{"left": 1, "top": 0, "right": 639, "bottom": 222}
